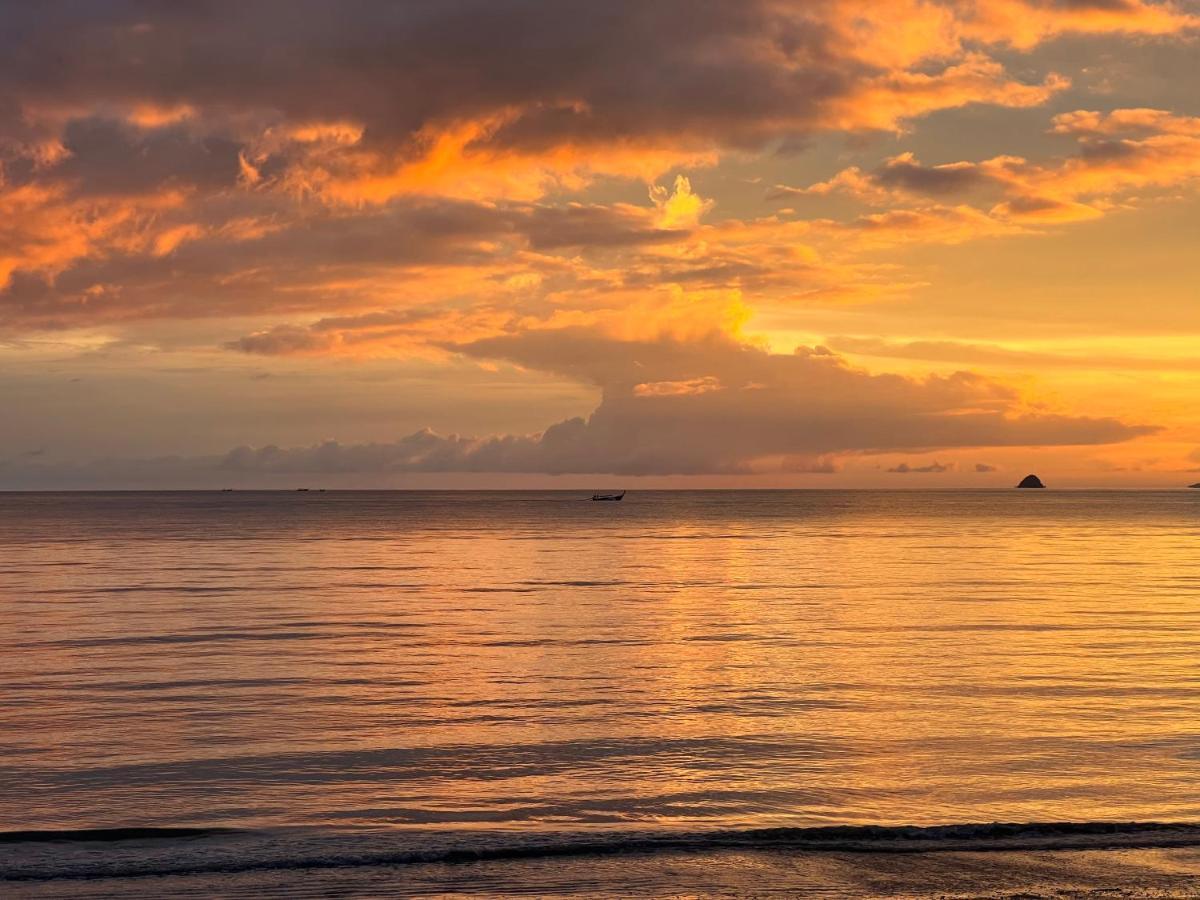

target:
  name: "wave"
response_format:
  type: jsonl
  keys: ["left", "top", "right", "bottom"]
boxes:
{"left": 0, "top": 827, "right": 237, "bottom": 844}
{"left": 5, "top": 822, "right": 1200, "bottom": 883}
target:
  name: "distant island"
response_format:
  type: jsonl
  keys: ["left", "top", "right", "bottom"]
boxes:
{"left": 1016, "top": 474, "right": 1046, "bottom": 489}
{"left": 1190, "top": 483, "right": 1200, "bottom": 489}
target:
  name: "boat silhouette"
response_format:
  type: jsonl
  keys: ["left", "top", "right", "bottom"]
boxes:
{"left": 590, "top": 491, "right": 625, "bottom": 502}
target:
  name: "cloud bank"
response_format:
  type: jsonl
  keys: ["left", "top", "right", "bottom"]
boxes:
{"left": 0, "top": 330, "right": 1155, "bottom": 487}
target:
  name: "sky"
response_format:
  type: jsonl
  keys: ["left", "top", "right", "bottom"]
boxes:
{"left": 1, "top": 0, "right": 1199, "bottom": 489}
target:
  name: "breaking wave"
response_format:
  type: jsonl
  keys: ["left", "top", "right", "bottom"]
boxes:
{"left": 5, "top": 821, "right": 1200, "bottom": 883}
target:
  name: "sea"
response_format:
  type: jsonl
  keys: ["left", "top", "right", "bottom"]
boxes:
{"left": 4, "top": 490, "right": 1200, "bottom": 897}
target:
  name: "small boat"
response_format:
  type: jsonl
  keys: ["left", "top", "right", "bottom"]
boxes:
{"left": 590, "top": 491, "right": 625, "bottom": 501}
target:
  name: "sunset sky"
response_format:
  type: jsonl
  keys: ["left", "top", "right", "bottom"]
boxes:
{"left": 2, "top": 1, "right": 1199, "bottom": 488}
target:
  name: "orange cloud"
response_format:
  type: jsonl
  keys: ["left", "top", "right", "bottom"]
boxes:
{"left": 774, "top": 108, "right": 1200, "bottom": 239}
{"left": 824, "top": 55, "right": 1070, "bottom": 133}
{"left": 1052, "top": 108, "right": 1200, "bottom": 138}
{"left": 275, "top": 52, "right": 1071, "bottom": 205}
{"left": 824, "top": 0, "right": 1195, "bottom": 63}
{"left": 963, "top": 0, "right": 1197, "bottom": 48}
{"left": 125, "top": 102, "right": 196, "bottom": 129}
{"left": 291, "top": 112, "right": 719, "bottom": 205}
{"left": 0, "top": 183, "right": 188, "bottom": 291}
{"left": 633, "top": 376, "right": 723, "bottom": 397}
{"left": 833, "top": 204, "right": 1027, "bottom": 245}
{"left": 0, "top": 1, "right": 1190, "bottom": 330}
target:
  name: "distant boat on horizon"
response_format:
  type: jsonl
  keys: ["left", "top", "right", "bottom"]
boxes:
{"left": 590, "top": 491, "right": 625, "bottom": 502}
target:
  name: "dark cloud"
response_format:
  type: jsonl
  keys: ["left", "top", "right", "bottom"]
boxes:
{"left": 991, "top": 194, "right": 1092, "bottom": 219}
{"left": 226, "top": 308, "right": 464, "bottom": 355}
{"left": 887, "top": 461, "right": 954, "bottom": 473}
{"left": 523, "top": 204, "right": 688, "bottom": 250}
{"left": 1051, "top": 0, "right": 1139, "bottom": 13}
{"left": 0, "top": 0, "right": 1098, "bottom": 194}
{"left": 214, "top": 378, "right": 1152, "bottom": 473}
{"left": 435, "top": 328, "right": 1156, "bottom": 472}
{"left": 872, "top": 155, "right": 993, "bottom": 196}
{"left": 228, "top": 324, "right": 336, "bottom": 356}
{"left": 0, "top": 2, "right": 865, "bottom": 332}
{"left": 54, "top": 117, "right": 243, "bottom": 196}
{"left": 0, "top": 2, "right": 851, "bottom": 153}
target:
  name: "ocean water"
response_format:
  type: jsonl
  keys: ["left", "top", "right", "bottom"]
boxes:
{"left": 4, "top": 489, "right": 1200, "bottom": 897}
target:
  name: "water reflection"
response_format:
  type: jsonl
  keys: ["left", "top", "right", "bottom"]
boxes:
{"left": 3, "top": 490, "right": 1200, "bottom": 833}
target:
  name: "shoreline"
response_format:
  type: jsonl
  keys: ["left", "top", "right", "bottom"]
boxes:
{"left": 9, "top": 845, "right": 1200, "bottom": 898}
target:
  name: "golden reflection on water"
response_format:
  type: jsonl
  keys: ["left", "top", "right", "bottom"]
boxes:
{"left": 3, "top": 491, "right": 1200, "bottom": 832}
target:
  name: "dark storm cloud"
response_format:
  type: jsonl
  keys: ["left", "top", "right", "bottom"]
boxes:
{"left": 54, "top": 118, "right": 244, "bottom": 196}
{"left": 0, "top": 1, "right": 849, "bottom": 151}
